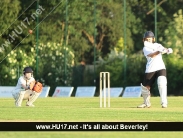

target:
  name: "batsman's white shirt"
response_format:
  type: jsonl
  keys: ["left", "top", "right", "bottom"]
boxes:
{"left": 143, "top": 42, "right": 166, "bottom": 73}
{"left": 13, "top": 76, "right": 35, "bottom": 93}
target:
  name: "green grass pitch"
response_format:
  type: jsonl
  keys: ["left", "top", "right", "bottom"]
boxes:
{"left": 1, "top": 97, "right": 183, "bottom": 138}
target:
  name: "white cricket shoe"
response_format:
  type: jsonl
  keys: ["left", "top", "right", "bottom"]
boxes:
{"left": 15, "top": 104, "right": 21, "bottom": 107}
{"left": 26, "top": 103, "right": 35, "bottom": 107}
{"left": 15, "top": 101, "right": 21, "bottom": 107}
{"left": 162, "top": 104, "right": 167, "bottom": 108}
{"left": 137, "top": 103, "right": 151, "bottom": 108}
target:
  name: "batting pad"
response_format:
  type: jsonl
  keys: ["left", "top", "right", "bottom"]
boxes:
{"left": 140, "top": 83, "right": 151, "bottom": 107}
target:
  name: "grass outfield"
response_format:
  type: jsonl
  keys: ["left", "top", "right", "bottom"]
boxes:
{"left": 0, "top": 97, "right": 183, "bottom": 137}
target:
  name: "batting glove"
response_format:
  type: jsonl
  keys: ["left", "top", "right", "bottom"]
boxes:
{"left": 167, "top": 48, "right": 173, "bottom": 54}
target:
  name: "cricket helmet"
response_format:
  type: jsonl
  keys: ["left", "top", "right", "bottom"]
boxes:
{"left": 23, "top": 67, "right": 33, "bottom": 74}
{"left": 143, "top": 31, "right": 155, "bottom": 38}
{"left": 143, "top": 31, "right": 155, "bottom": 42}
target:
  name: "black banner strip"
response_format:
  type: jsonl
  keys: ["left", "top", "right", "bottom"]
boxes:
{"left": 0, "top": 122, "right": 182, "bottom": 131}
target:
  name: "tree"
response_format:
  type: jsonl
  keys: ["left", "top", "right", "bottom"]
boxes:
{"left": 0, "top": 0, "right": 21, "bottom": 85}
{"left": 37, "top": 42, "right": 74, "bottom": 95}
{"left": 162, "top": 9, "right": 183, "bottom": 95}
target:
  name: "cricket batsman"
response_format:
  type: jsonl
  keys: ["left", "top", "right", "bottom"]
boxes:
{"left": 137, "top": 31, "right": 173, "bottom": 108}
{"left": 12, "top": 67, "right": 42, "bottom": 107}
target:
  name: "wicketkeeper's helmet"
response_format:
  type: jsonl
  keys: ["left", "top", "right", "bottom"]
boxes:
{"left": 23, "top": 67, "right": 33, "bottom": 74}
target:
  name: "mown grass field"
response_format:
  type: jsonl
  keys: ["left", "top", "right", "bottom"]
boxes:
{"left": 0, "top": 97, "right": 183, "bottom": 138}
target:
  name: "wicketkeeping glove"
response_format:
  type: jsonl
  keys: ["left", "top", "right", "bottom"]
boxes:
{"left": 32, "top": 81, "right": 43, "bottom": 93}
